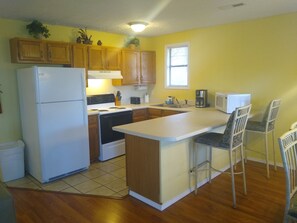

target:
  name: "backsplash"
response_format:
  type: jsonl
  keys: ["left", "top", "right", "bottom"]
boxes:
{"left": 86, "top": 79, "right": 154, "bottom": 104}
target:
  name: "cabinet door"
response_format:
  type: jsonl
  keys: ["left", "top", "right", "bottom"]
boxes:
{"left": 88, "top": 46, "right": 105, "bottom": 70}
{"left": 72, "top": 44, "right": 88, "bottom": 68}
{"left": 148, "top": 108, "right": 162, "bottom": 119}
{"left": 11, "top": 38, "right": 47, "bottom": 63}
{"left": 47, "top": 42, "right": 71, "bottom": 64}
{"left": 121, "top": 49, "right": 140, "bottom": 85}
{"left": 88, "top": 115, "right": 99, "bottom": 163}
{"left": 133, "top": 108, "right": 148, "bottom": 122}
{"left": 162, "top": 110, "right": 183, "bottom": 117}
{"left": 140, "top": 51, "right": 156, "bottom": 84}
{"left": 105, "top": 47, "right": 121, "bottom": 70}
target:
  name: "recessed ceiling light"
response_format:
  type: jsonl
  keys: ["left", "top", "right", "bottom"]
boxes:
{"left": 128, "top": 22, "right": 148, "bottom": 33}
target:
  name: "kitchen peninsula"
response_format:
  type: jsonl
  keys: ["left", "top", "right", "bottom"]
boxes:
{"left": 113, "top": 108, "right": 230, "bottom": 210}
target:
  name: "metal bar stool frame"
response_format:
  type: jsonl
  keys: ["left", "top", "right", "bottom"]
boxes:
{"left": 278, "top": 128, "right": 297, "bottom": 223}
{"left": 245, "top": 99, "right": 281, "bottom": 178}
{"left": 193, "top": 104, "right": 251, "bottom": 208}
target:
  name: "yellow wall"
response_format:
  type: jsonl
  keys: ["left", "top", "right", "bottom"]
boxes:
{"left": 152, "top": 13, "right": 297, "bottom": 164}
{"left": 150, "top": 13, "right": 297, "bottom": 164}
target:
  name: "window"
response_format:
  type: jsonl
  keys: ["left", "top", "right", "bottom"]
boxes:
{"left": 165, "top": 43, "right": 189, "bottom": 89}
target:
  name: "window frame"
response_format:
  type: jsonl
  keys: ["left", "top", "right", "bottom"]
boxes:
{"left": 165, "top": 42, "right": 190, "bottom": 89}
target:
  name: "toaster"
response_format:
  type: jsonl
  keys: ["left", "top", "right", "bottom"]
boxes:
{"left": 130, "top": 97, "right": 141, "bottom": 104}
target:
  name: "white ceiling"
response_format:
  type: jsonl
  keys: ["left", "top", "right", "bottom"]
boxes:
{"left": 1, "top": 0, "right": 297, "bottom": 37}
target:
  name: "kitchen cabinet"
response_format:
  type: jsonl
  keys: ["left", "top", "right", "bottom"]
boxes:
{"left": 46, "top": 42, "right": 71, "bottom": 64}
{"left": 71, "top": 44, "right": 88, "bottom": 86}
{"left": 162, "top": 110, "right": 184, "bottom": 116}
{"left": 148, "top": 108, "right": 185, "bottom": 119}
{"left": 112, "top": 49, "right": 155, "bottom": 86}
{"left": 148, "top": 108, "right": 162, "bottom": 119}
{"left": 10, "top": 37, "right": 71, "bottom": 64}
{"left": 105, "top": 47, "right": 121, "bottom": 70}
{"left": 71, "top": 44, "right": 88, "bottom": 69}
{"left": 88, "top": 115, "right": 99, "bottom": 163}
{"left": 88, "top": 46, "right": 105, "bottom": 70}
{"left": 113, "top": 49, "right": 140, "bottom": 85}
{"left": 88, "top": 46, "right": 121, "bottom": 70}
{"left": 140, "top": 51, "right": 156, "bottom": 84}
{"left": 133, "top": 108, "right": 148, "bottom": 122}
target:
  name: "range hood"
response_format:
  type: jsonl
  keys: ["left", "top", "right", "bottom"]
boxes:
{"left": 88, "top": 70, "right": 123, "bottom": 79}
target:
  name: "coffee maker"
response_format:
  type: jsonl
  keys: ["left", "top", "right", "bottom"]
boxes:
{"left": 196, "top": 89, "right": 208, "bottom": 108}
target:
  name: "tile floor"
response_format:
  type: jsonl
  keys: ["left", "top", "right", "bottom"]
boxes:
{"left": 2, "top": 155, "right": 128, "bottom": 198}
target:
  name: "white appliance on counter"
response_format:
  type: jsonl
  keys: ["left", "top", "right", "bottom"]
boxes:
{"left": 215, "top": 92, "right": 251, "bottom": 113}
{"left": 17, "top": 66, "right": 90, "bottom": 183}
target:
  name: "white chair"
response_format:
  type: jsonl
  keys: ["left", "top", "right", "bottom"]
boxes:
{"left": 193, "top": 104, "right": 251, "bottom": 208}
{"left": 245, "top": 99, "right": 281, "bottom": 178}
{"left": 290, "top": 122, "right": 297, "bottom": 130}
{"left": 278, "top": 128, "right": 297, "bottom": 223}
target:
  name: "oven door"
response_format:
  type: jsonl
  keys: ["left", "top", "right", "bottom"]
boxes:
{"left": 99, "top": 111, "right": 133, "bottom": 145}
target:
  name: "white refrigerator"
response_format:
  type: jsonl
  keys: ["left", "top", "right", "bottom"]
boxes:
{"left": 17, "top": 66, "right": 90, "bottom": 183}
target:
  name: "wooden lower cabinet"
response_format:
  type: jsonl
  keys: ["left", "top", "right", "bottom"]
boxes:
{"left": 148, "top": 108, "right": 185, "bottom": 119}
{"left": 148, "top": 108, "right": 162, "bottom": 119}
{"left": 88, "top": 115, "right": 99, "bottom": 163}
{"left": 162, "top": 110, "right": 184, "bottom": 116}
{"left": 125, "top": 134, "right": 160, "bottom": 203}
{"left": 132, "top": 108, "right": 148, "bottom": 122}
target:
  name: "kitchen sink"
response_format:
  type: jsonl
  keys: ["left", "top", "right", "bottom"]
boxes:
{"left": 152, "top": 103, "right": 193, "bottom": 108}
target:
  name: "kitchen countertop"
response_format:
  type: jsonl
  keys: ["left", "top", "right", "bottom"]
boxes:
{"left": 87, "top": 102, "right": 196, "bottom": 115}
{"left": 113, "top": 107, "right": 229, "bottom": 142}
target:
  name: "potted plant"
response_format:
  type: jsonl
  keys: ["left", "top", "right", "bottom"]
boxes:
{"left": 125, "top": 37, "right": 140, "bottom": 49}
{"left": 26, "top": 20, "right": 50, "bottom": 39}
{"left": 77, "top": 28, "right": 93, "bottom": 45}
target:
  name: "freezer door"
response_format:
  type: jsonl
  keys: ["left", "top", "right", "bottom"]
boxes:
{"left": 36, "top": 67, "right": 86, "bottom": 103}
{"left": 38, "top": 100, "right": 90, "bottom": 182}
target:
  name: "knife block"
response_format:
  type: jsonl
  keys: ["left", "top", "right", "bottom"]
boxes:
{"left": 115, "top": 98, "right": 121, "bottom": 106}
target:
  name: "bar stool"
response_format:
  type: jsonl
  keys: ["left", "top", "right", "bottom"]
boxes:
{"left": 245, "top": 99, "right": 281, "bottom": 178}
{"left": 193, "top": 104, "right": 251, "bottom": 208}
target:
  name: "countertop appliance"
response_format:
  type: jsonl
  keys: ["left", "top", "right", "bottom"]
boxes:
{"left": 130, "top": 97, "right": 140, "bottom": 104}
{"left": 215, "top": 92, "right": 251, "bottom": 113}
{"left": 87, "top": 94, "right": 132, "bottom": 161}
{"left": 196, "top": 89, "right": 208, "bottom": 107}
{"left": 17, "top": 66, "right": 90, "bottom": 183}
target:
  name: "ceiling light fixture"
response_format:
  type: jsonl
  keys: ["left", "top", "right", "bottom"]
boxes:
{"left": 128, "top": 22, "right": 148, "bottom": 33}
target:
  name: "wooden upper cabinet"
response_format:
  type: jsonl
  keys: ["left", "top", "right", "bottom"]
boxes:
{"left": 122, "top": 49, "right": 140, "bottom": 85}
{"left": 88, "top": 46, "right": 105, "bottom": 70}
{"left": 105, "top": 47, "right": 121, "bottom": 70}
{"left": 47, "top": 42, "right": 71, "bottom": 64}
{"left": 113, "top": 49, "right": 156, "bottom": 86}
{"left": 113, "top": 49, "right": 140, "bottom": 86}
{"left": 10, "top": 38, "right": 71, "bottom": 65}
{"left": 140, "top": 51, "right": 156, "bottom": 84}
{"left": 10, "top": 38, "right": 46, "bottom": 63}
{"left": 71, "top": 44, "right": 88, "bottom": 68}
{"left": 88, "top": 46, "right": 121, "bottom": 70}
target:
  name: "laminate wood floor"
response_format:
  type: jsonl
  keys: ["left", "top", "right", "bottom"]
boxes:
{"left": 9, "top": 161, "right": 286, "bottom": 223}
